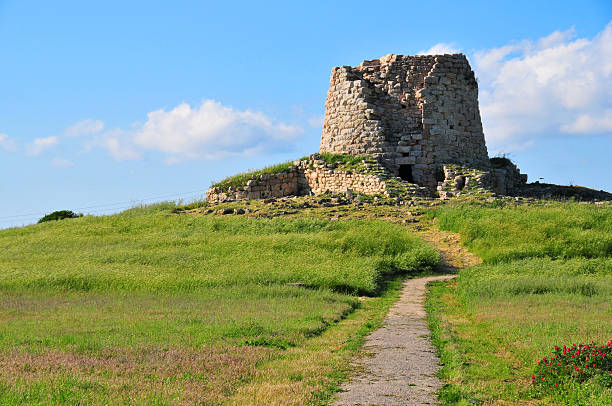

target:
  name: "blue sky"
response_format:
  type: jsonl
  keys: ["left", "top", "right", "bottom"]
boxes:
{"left": 1, "top": 0, "right": 611, "bottom": 228}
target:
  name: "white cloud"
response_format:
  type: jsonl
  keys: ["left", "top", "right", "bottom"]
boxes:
{"left": 308, "top": 115, "right": 324, "bottom": 128}
{"left": 473, "top": 22, "right": 612, "bottom": 152}
{"left": 131, "top": 99, "right": 302, "bottom": 161}
{"left": 418, "top": 42, "right": 461, "bottom": 55}
{"left": 560, "top": 110, "right": 612, "bottom": 134}
{"left": 65, "top": 119, "right": 104, "bottom": 137}
{"left": 51, "top": 157, "right": 74, "bottom": 167}
{"left": 26, "top": 136, "right": 58, "bottom": 156}
{"left": 99, "top": 129, "right": 142, "bottom": 161}
{"left": 0, "top": 133, "right": 17, "bottom": 152}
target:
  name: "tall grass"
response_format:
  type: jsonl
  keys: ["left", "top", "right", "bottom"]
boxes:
{"left": 0, "top": 205, "right": 440, "bottom": 350}
{"left": 317, "top": 153, "right": 367, "bottom": 168}
{"left": 0, "top": 204, "right": 440, "bottom": 404}
{"left": 429, "top": 202, "right": 612, "bottom": 263}
{"left": 459, "top": 257, "right": 612, "bottom": 298}
{"left": 426, "top": 202, "right": 612, "bottom": 405}
{"left": 0, "top": 208, "right": 438, "bottom": 295}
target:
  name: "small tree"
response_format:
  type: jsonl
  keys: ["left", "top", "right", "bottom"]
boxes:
{"left": 38, "top": 210, "right": 82, "bottom": 223}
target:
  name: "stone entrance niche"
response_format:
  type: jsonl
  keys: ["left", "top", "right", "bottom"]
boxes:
{"left": 398, "top": 164, "right": 414, "bottom": 183}
{"left": 319, "top": 53, "right": 491, "bottom": 191}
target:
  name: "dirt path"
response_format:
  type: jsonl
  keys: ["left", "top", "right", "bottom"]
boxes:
{"left": 333, "top": 226, "right": 480, "bottom": 406}
{"left": 419, "top": 225, "right": 482, "bottom": 271}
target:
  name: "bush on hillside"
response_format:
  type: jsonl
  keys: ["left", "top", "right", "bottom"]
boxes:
{"left": 38, "top": 210, "right": 82, "bottom": 223}
{"left": 532, "top": 341, "right": 612, "bottom": 393}
{"left": 490, "top": 156, "right": 514, "bottom": 168}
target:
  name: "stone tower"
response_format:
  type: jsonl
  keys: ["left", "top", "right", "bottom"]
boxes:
{"left": 320, "top": 54, "right": 490, "bottom": 189}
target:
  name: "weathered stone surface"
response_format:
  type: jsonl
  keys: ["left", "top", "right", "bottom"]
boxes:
{"left": 205, "top": 156, "right": 430, "bottom": 203}
{"left": 436, "top": 160, "right": 527, "bottom": 197}
{"left": 206, "top": 53, "right": 538, "bottom": 202}
{"left": 320, "top": 54, "right": 490, "bottom": 189}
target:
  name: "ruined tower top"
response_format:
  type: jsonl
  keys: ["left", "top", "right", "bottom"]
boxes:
{"left": 319, "top": 53, "right": 490, "bottom": 189}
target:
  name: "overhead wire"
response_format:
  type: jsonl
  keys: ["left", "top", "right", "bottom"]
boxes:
{"left": 0, "top": 188, "right": 206, "bottom": 221}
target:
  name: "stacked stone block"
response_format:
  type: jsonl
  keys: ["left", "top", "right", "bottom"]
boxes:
{"left": 320, "top": 54, "right": 490, "bottom": 190}
{"left": 206, "top": 169, "right": 300, "bottom": 203}
{"left": 297, "top": 159, "right": 387, "bottom": 196}
{"left": 205, "top": 156, "right": 430, "bottom": 203}
{"left": 437, "top": 162, "right": 527, "bottom": 198}
{"left": 205, "top": 53, "right": 532, "bottom": 202}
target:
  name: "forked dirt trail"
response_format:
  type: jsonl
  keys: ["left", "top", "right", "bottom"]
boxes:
{"left": 333, "top": 226, "right": 480, "bottom": 406}
{"left": 419, "top": 226, "right": 481, "bottom": 272}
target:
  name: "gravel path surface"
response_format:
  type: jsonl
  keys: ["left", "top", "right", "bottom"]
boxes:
{"left": 333, "top": 274, "right": 456, "bottom": 406}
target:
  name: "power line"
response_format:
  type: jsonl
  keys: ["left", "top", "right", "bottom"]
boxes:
{"left": 0, "top": 189, "right": 206, "bottom": 221}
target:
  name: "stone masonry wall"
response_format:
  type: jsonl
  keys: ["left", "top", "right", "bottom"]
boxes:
{"left": 297, "top": 160, "right": 387, "bottom": 196}
{"left": 206, "top": 169, "right": 301, "bottom": 203}
{"left": 437, "top": 162, "right": 527, "bottom": 198}
{"left": 320, "top": 54, "right": 490, "bottom": 189}
{"left": 205, "top": 156, "right": 430, "bottom": 203}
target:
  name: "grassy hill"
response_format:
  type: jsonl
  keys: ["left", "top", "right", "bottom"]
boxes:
{"left": 0, "top": 202, "right": 438, "bottom": 405}
{"left": 1, "top": 194, "right": 611, "bottom": 405}
{"left": 426, "top": 201, "right": 612, "bottom": 405}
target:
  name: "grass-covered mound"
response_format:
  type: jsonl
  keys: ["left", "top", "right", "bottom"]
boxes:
{"left": 316, "top": 152, "right": 373, "bottom": 172}
{"left": 211, "top": 160, "right": 296, "bottom": 190}
{"left": 1, "top": 203, "right": 438, "bottom": 294}
{"left": 0, "top": 203, "right": 438, "bottom": 404}
{"left": 429, "top": 201, "right": 612, "bottom": 263}
{"left": 210, "top": 153, "right": 388, "bottom": 193}
{"left": 426, "top": 201, "right": 612, "bottom": 405}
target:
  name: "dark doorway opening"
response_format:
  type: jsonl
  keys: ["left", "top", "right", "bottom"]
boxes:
{"left": 398, "top": 164, "right": 414, "bottom": 183}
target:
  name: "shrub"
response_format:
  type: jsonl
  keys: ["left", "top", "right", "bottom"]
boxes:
{"left": 490, "top": 155, "right": 513, "bottom": 168}
{"left": 38, "top": 210, "right": 82, "bottom": 223}
{"left": 532, "top": 341, "right": 612, "bottom": 393}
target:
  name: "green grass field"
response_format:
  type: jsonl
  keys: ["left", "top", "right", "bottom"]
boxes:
{"left": 3, "top": 196, "right": 611, "bottom": 405}
{"left": 426, "top": 202, "right": 612, "bottom": 405}
{"left": 429, "top": 201, "right": 612, "bottom": 263}
{"left": 0, "top": 203, "right": 438, "bottom": 405}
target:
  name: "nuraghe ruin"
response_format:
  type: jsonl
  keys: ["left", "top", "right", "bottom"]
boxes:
{"left": 207, "top": 53, "right": 528, "bottom": 203}
{"left": 321, "top": 54, "right": 491, "bottom": 189}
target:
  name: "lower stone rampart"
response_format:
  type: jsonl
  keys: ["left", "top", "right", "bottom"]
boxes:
{"left": 437, "top": 162, "right": 527, "bottom": 198}
{"left": 205, "top": 156, "right": 430, "bottom": 203}
{"left": 206, "top": 169, "right": 300, "bottom": 203}
{"left": 297, "top": 160, "right": 388, "bottom": 196}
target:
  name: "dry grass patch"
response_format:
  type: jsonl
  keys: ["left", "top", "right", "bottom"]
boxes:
{"left": 0, "top": 346, "right": 273, "bottom": 405}
{"left": 227, "top": 279, "right": 407, "bottom": 405}
{"left": 0, "top": 206, "right": 440, "bottom": 404}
